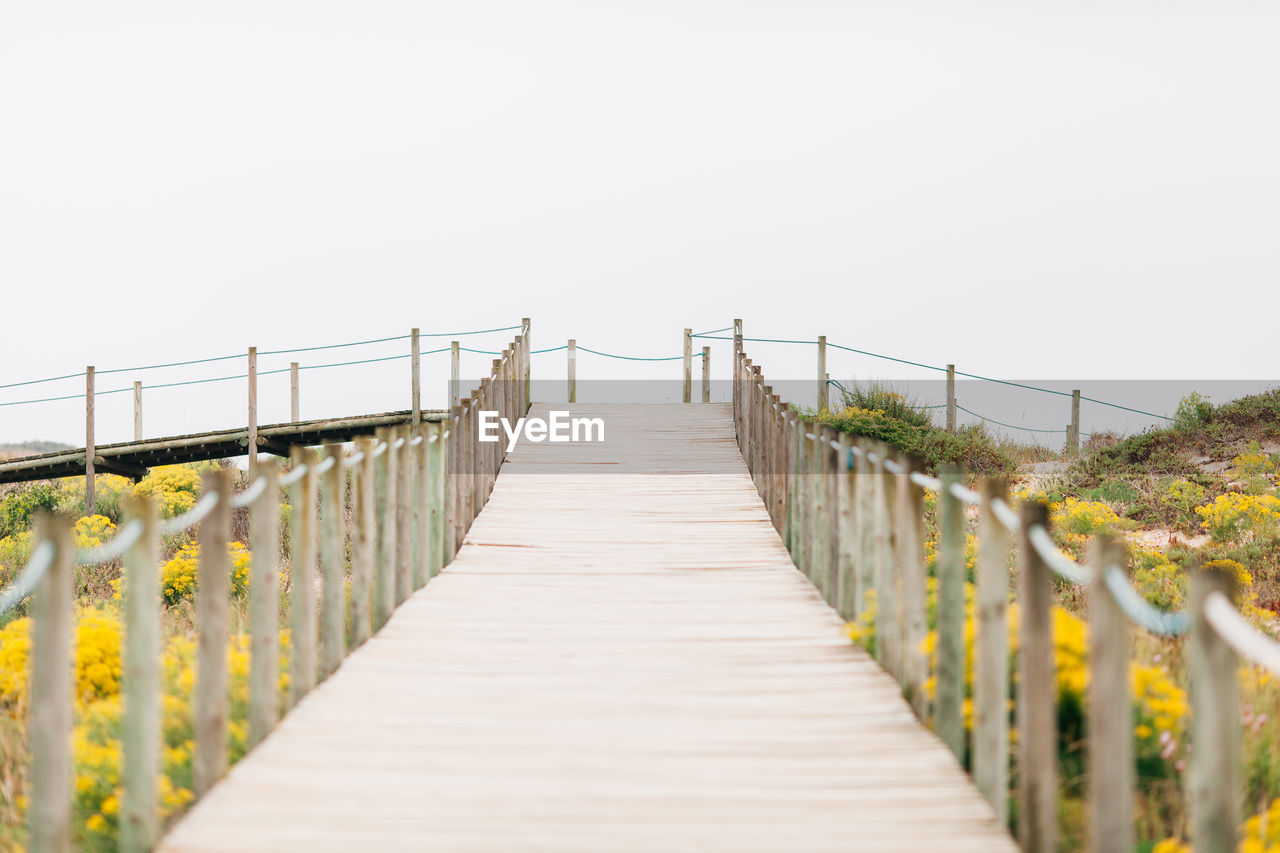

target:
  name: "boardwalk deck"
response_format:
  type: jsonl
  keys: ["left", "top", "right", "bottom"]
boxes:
{"left": 159, "top": 403, "right": 1015, "bottom": 851}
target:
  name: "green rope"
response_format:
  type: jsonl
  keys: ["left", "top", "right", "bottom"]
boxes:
{"left": 576, "top": 346, "right": 703, "bottom": 362}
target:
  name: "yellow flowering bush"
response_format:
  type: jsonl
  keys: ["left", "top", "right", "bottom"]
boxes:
{"left": 1230, "top": 441, "right": 1278, "bottom": 490}
{"left": 0, "top": 599, "right": 291, "bottom": 849}
{"left": 160, "top": 541, "right": 252, "bottom": 606}
{"left": 0, "top": 609, "right": 124, "bottom": 717}
{"left": 73, "top": 515, "right": 117, "bottom": 550}
{"left": 58, "top": 474, "right": 134, "bottom": 523}
{"left": 1159, "top": 479, "right": 1207, "bottom": 527}
{"left": 849, "top": 581, "right": 1189, "bottom": 779}
{"left": 1051, "top": 497, "right": 1128, "bottom": 536}
{"left": 1156, "top": 796, "right": 1280, "bottom": 852}
{"left": 1196, "top": 493, "right": 1280, "bottom": 543}
{"left": 0, "top": 531, "right": 32, "bottom": 577}
{"left": 132, "top": 466, "right": 201, "bottom": 518}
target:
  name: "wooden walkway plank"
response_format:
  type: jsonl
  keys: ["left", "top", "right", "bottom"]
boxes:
{"left": 159, "top": 402, "right": 1015, "bottom": 852}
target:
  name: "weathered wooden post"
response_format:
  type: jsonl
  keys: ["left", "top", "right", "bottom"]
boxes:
{"left": 248, "top": 459, "right": 281, "bottom": 747}
{"left": 568, "top": 339, "right": 577, "bottom": 404}
{"left": 195, "top": 469, "right": 233, "bottom": 796}
{"left": 732, "top": 320, "right": 743, "bottom": 437}
{"left": 396, "top": 427, "right": 413, "bottom": 605}
{"left": 290, "top": 363, "right": 300, "bottom": 422}
{"left": 28, "top": 514, "right": 73, "bottom": 853}
{"left": 350, "top": 439, "right": 375, "bottom": 648}
{"left": 288, "top": 448, "right": 318, "bottom": 706}
{"left": 414, "top": 426, "right": 430, "bottom": 590}
{"left": 450, "top": 341, "right": 461, "bottom": 410}
{"left": 897, "top": 455, "right": 928, "bottom": 717}
{"left": 429, "top": 423, "right": 446, "bottom": 577}
{"left": 854, "top": 440, "right": 876, "bottom": 619}
{"left": 521, "top": 317, "right": 531, "bottom": 412}
{"left": 936, "top": 466, "right": 965, "bottom": 760}
{"left": 702, "top": 346, "right": 711, "bottom": 403}
{"left": 1190, "top": 563, "right": 1240, "bottom": 852}
{"left": 683, "top": 328, "right": 693, "bottom": 403}
{"left": 121, "top": 497, "right": 160, "bottom": 853}
{"left": 789, "top": 417, "right": 806, "bottom": 571}
{"left": 1088, "top": 536, "right": 1134, "bottom": 853}
{"left": 319, "top": 446, "right": 346, "bottom": 678}
{"left": 411, "top": 327, "right": 421, "bottom": 425}
{"left": 374, "top": 426, "right": 396, "bottom": 630}
{"left": 873, "top": 447, "right": 899, "bottom": 677}
{"left": 247, "top": 347, "right": 258, "bottom": 473}
{"left": 946, "top": 364, "right": 956, "bottom": 433}
{"left": 1070, "top": 389, "right": 1081, "bottom": 455}
{"left": 133, "top": 381, "right": 143, "bottom": 441}
{"left": 86, "top": 365, "right": 96, "bottom": 516}
{"left": 1017, "top": 501, "right": 1057, "bottom": 853}
{"left": 817, "top": 336, "right": 828, "bottom": 412}
{"left": 812, "top": 425, "right": 833, "bottom": 601}
{"left": 973, "top": 479, "right": 1011, "bottom": 825}
{"left": 835, "top": 433, "right": 856, "bottom": 618}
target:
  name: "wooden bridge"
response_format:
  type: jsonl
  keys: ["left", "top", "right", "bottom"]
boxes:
{"left": 158, "top": 402, "right": 1013, "bottom": 851}
{"left": 11, "top": 321, "right": 1276, "bottom": 852}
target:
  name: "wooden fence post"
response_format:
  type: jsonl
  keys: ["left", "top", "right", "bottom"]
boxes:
{"left": 120, "top": 497, "right": 160, "bottom": 853}
{"left": 1017, "top": 500, "right": 1057, "bottom": 853}
{"left": 248, "top": 459, "right": 280, "bottom": 747}
{"left": 897, "top": 456, "right": 928, "bottom": 718}
{"left": 247, "top": 347, "right": 258, "bottom": 473}
{"left": 973, "top": 478, "right": 1011, "bottom": 826}
{"left": 873, "top": 446, "right": 899, "bottom": 678}
{"left": 568, "top": 339, "right": 577, "bottom": 404}
{"left": 854, "top": 440, "right": 876, "bottom": 619}
{"left": 28, "top": 513, "right": 73, "bottom": 853}
{"left": 1190, "top": 563, "right": 1240, "bottom": 852}
{"left": 86, "top": 366, "right": 95, "bottom": 516}
{"left": 771, "top": 394, "right": 786, "bottom": 532}
{"left": 936, "top": 465, "right": 966, "bottom": 761}
{"left": 683, "top": 328, "right": 692, "bottom": 403}
{"left": 450, "top": 341, "right": 461, "bottom": 410}
{"left": 194, "top": 469, "right": 232, "bottom": 796}
{"left": 133, "top": 381, "right": 143, "bottom": 442}
{"left": 411, "top": 327, "right": 421, "bottom": 425}
{"left": 319, "top": 446, "right": 346, "bottom": 679}
{"left": 429, "top": 423, "right": 446, "bottom": 577}
{"left": 817, "top": 335, "right": 828, "bottom": 412}
{"left": 350, "top": 439, "right": 375, "bottom": 649}
{"left": 290, "top": 363, "right": 299, "bottom": 422}
{"left": 414, "top": 426, "right": 430, "bottom": 590}
{"left": 288, "top": 448, "right": 318, "bottom": 706}
{"left": 521, "top": 318, "right": 531, "bottom": 412}
{"left": 702, "top": 346, "right": 711, "bottom": 403}
{"left": 396, "top": 427, "right": 413, "bottom": 605}
{"left": 946, "top": 364, "right": 957, "bottom": 433}
{"left": 1088, "top": 536, "right": 1134, "bottom": 853}
{"left": 1070, "top": 390, "right": 1081, "bottom": 455}
{"left": 374, "top": 426, "right": 396, "bottom": 630}
{"left": 836, "top": 434, "right": 856, "bottom": 619}
{"left": 813, "top": 425, "right": 833, "bottom": 602}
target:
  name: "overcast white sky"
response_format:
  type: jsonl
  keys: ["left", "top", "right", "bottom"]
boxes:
{"left": 2, "top": 1, "right": 1277, "bottom": 448}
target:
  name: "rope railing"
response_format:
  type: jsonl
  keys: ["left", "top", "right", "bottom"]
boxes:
{"left": 701, "top": 326, "right": 1173, "bottom": 424}
{"left": 0, "top": 326, "right": 522, "bottom": 394}
{"left": 732, "top": 337, "right": 1270, "bottom": 853}
{"left": 9, "top": 321, "right": 533, "bottom": 850}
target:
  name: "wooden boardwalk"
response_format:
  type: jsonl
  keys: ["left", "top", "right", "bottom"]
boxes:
{"left": 160, "top": 403, "right": 1014, "bottom": 851}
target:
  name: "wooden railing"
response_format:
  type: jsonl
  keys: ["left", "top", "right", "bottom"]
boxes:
{"left": 12, "top": 322, "right": 531, "bottom": 852}
{"left": 733, "top": 334, "right": 1280, "bottom": 853}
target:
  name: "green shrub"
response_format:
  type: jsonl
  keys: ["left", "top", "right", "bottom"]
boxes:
{"left": 1173, "top": 392, "right": 1213, "bottom": 434}
{"left": 0, "top": 483, "right": 61, "bottom": 539}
